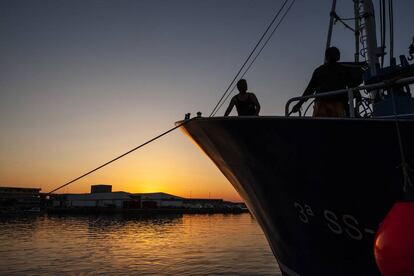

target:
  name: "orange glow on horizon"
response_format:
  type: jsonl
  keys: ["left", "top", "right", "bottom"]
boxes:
{"left": 0, "top": 130, "right": 243, "bottom": 202}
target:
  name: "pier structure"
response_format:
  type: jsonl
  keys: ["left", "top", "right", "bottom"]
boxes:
{"left": 48, "top": 185, "right": 247, "bottom": 214}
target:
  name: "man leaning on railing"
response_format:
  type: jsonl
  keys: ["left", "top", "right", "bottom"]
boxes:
{"left": 292, "top": 47, "right": 356, "bottom": 117}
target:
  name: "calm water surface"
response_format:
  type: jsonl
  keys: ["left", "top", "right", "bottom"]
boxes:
{"left": 0, "top": 213, "right": 281, "bottom": 275}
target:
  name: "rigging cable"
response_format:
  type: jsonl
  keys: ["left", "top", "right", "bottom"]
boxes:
{"left": 332, "top": 12, "right": 356, "bottom": 33}
{"left": 209, "top": 0, "right": 290, "bottom": 117}
{"left": 335, "top": 16, "right": 358, "bottom": 21}
{"left": 46, "top": 118, "right": 194, "bottom": 195}
{"left": 211, "top": 0, "right": 296, "bottom": 117}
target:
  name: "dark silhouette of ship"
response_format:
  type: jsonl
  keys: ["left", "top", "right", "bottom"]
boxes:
{"left": 179, "top": 1, "right": 414, "bottom": 275}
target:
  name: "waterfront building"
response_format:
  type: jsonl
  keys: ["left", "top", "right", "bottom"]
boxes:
{"left": 52, "top": 186, "right": 184, "bottom": 209}
{"left": 0, "top": 186, "right": 41, "bottom": 211}
{"left": 136, "top": 192, "right": 184, "bottom": 208}
{"left": 53, "top": 191, "right": 132, "bottom": 208}
{"left": 50, "top": 185, "right": 244, "bottom": 212}
{"left": 91, "top": 184, "right": 112, "bottom": 194}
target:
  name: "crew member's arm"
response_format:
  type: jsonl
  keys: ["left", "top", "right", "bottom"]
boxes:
{"left": 302, "top": 73, "right": 318, "bottom": 97}
{"left": 251, "top": 94, "right": 261, "bottom": 115}
{"left": 292, "top": 70, "right": 318, "bottom": 113}
{"left": 224, "top": 97, "right": 236, "bottom": 116}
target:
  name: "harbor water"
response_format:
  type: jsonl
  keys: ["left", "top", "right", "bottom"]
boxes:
{"left": 0, "top": 213, "right": 281, "bottom": 275}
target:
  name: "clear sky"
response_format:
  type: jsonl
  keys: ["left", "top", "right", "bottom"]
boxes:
{"left": 1, "top": 0, "right": 413, "bottom": 201}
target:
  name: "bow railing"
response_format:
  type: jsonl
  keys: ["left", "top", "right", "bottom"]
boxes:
{"left": 285, "top": 75, "right": 414, "bottom": 117}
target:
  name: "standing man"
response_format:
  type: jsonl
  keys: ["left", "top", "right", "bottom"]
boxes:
{"left": 224, "top": 79, "right": 261, "bottom": 116}
{"left": 292, "top": 47, "right": 352, "bottom": 117}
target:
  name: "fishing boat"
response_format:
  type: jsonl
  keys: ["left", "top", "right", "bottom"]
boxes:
{"left": 178, "top": 1, "right": 414, "bottom": 275}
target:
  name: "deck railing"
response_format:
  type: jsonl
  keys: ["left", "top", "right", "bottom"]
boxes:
{"left": 285, "top": 76, "right": 414, "bottom": 117}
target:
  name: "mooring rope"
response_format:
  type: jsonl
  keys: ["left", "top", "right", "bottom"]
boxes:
{"left": 47, "top": 118, "right": 194, "bottom": 195}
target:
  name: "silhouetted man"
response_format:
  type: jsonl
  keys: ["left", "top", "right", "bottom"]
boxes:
{"left": 292, "top": 47, "right": 352, "bottom": 117}
{"left": 224, "top": 79, "right": 260, "bottom": 116}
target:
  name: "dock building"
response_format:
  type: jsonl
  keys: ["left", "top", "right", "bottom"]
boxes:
{"left": 51, "top": 185, "right": 243, "bottom": 212}
{"left": 0, "top": 186, "right": 41, "bottom": 211}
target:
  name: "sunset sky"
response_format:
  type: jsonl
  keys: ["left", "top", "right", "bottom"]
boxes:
{"left": 1, "top": 0, "right": 413, "bottom": 201}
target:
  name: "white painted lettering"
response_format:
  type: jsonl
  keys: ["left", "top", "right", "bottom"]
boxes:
{"left": 294, "top": 202, "right": 309, "bottom": 223}
{"left": 324, "top": 210, "right": 342, "bottom": 234}
{"left": 343, "top": 214, "right": 363, "bottom": 240}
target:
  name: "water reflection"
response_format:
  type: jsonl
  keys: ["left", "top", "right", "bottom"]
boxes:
{"left": 0, "top": 213, "right": 280, "bottom": 275}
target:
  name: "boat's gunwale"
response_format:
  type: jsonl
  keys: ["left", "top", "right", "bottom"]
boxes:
{"left": 176, "top": 114, "right": 414, "bottom": 126}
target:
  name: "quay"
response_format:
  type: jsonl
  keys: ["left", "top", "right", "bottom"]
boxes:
{"left": 1, "top": 185, "right": 248, "bottom": 215}
{"left": 48, "top": 185, "right": 247, "bottom": 215}
{"left": 46, "top": 206, "right": 247, "bottom": 215}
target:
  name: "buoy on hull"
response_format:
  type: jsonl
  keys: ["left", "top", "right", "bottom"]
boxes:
{"left": 374, "top": 202, "right": 414, "bottom": 276}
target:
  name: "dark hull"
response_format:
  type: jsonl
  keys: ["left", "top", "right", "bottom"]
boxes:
{"left": 180, "top": 116, "right": 414, "bottom": 276}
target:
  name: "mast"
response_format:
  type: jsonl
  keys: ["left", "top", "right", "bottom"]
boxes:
{"left": 360, "top": 0, "right": 380, "bottom": 76}
{"left": 325, "top": 0, "right": 337, "bottom": 55}
{"left": 354, "top": 0, "right": 360, "bottom": 63}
